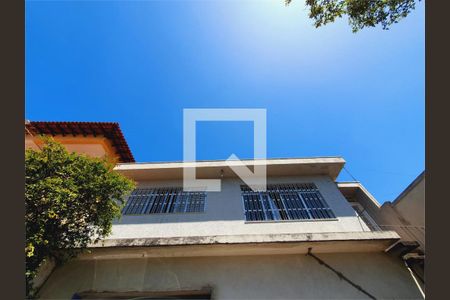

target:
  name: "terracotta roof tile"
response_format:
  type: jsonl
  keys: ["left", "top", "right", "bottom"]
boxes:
{"left": 26, "top": 121, "right": 135, "bottom": 162}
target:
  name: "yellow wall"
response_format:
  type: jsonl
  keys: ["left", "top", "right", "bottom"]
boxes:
{"left": 25, "top": 134, "right": 120, "bottom": 163}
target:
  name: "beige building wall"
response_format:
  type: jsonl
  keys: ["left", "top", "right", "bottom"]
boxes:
{"left": 375, "top": 174, "right": 425, "bottom": 228}
{"left": 38, "top": 252, "right": 423, "bottom": 299}
{"left": 394, "top": 175, "right": 425, "bottom": 227}
{"left": 372, "top": 173, "right": 425, "bottom": 251}
{"left": 110, "top": 175, "right": 371, "bottom": 240}
{"left": 36, "top": 168, "right": 424, "bottom": 299}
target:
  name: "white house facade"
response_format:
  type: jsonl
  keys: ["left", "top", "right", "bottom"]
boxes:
{"left": 38, "top": 158, "right": 424, "bottom": 299}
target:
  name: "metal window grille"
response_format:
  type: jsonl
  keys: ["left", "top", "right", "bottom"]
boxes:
{"left": 122, "top": 187, "right": 206, "bottom": 215}
{"left": 241, "top": 183, "right": 336, "bottom": 221}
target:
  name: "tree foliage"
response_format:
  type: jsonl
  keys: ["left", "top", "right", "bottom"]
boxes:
{"left": 25, "top": 138, "right": 135, "bottom": 298}
{"left": 286, "top": 0, "right": 419, "bottom": 32}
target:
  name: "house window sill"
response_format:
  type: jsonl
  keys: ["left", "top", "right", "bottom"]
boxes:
{"left": 244, "top": 218, "right": 339, "bottom": 224}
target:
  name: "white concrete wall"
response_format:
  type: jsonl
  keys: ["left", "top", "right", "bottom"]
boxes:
{"left": 38, "top": 252, "right": 423, "bottom": 299}
{"left": 110, "top": 175, "right": 370, "bottom": 240}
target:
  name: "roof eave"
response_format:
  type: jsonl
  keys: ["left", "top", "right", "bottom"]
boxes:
{"left": 114, "top": 157, "right": 346, "bottom": 181}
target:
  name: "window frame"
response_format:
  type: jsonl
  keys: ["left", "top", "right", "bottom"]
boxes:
{"left": 121, "top": 187, "right": 207, "bottom": 216}
{"left": 74, "top": 288, "right": 212, "bottom": 299}
{"left": 240, "top": 183, "right": 338, "bottom": 223}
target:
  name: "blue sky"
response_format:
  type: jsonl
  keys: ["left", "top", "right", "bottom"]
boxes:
{"left": 25, "top": 0, "right": 424, "bottom": 203}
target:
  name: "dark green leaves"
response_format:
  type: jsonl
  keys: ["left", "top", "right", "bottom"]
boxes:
{"left": 25, "top": 137, "right": 135, "bottom": 297}
{"left": 286, "top": 0, "right": 418, "bottom": 32}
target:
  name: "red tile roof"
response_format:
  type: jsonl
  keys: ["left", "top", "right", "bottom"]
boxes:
{"left": 26, "top": 121, "right": 135, "bottom": 162}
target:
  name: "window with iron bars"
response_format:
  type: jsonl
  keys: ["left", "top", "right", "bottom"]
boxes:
{"left": 122, "top": 187, "right": 206, "bottom": 215}
{"left": 241, "top": 183, "right": 336, "bottom": 221}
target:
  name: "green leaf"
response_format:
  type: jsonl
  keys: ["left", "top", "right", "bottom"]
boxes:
{"left": 25, "top": 137, "right": 135, "bottom": 298}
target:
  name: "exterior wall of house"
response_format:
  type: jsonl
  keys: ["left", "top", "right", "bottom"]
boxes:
{"left": 393, "top": 175, "right": 425, "bottom": 227}
{"left": 364, "top": 174, "right": 425, "bottom": 252}
{"left": 25, "top": 134, "right": 120, "bottom": 161}
{"left": 373, "top": 175, "right": 425, "bottom": 229}
{"left": 38, "top": 252, "right": 423, "bottom": 299}
{"left": 25, "top": 135, "right": 41, "bottom": 150}
{"left": 110, "top": 175, "right": 371, "bottom": 240}
{"left": 37, "top": 167, "right": 423, "bottom": 299}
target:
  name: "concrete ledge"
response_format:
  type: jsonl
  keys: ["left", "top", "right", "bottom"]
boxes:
{"left": 93, "top": 231, "right": 399, "bottom": 248}
{"left": 80, "top": 231, "right": 400, "bottom": 260}
{"left": 114, "top": 157, "right": 346, "bottom": 181}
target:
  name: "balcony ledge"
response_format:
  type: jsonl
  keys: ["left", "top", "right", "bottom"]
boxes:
{"left": 80, "top": 231, "right": 400, "bottom": 260}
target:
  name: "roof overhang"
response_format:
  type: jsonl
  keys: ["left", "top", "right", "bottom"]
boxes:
{"left": 80, "top": 231, "right": 399, "bottom": 260}
{"left": 25, "top": 121, "right": 135, "bottom": 162}
{"left": 114, "top": 157, "right": 345, "bottom": 181}
{"left": 337, "top": 182, "right": 365, "bottom": 199}
{"left": 337, "top": 181, "right": 381, "bottom": 208}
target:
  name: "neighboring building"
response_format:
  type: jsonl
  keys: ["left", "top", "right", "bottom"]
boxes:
{"left": 25, "top": 121, "right": 135, "bottom": 163}
{"left": 340, "top": 172, "right": 425, "bottom": 291}
{"left": 378, "top": 171, "right": 425, "bottom": 252}
{"left": 37, "top": 158, "right": 424, "bottom": 299}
